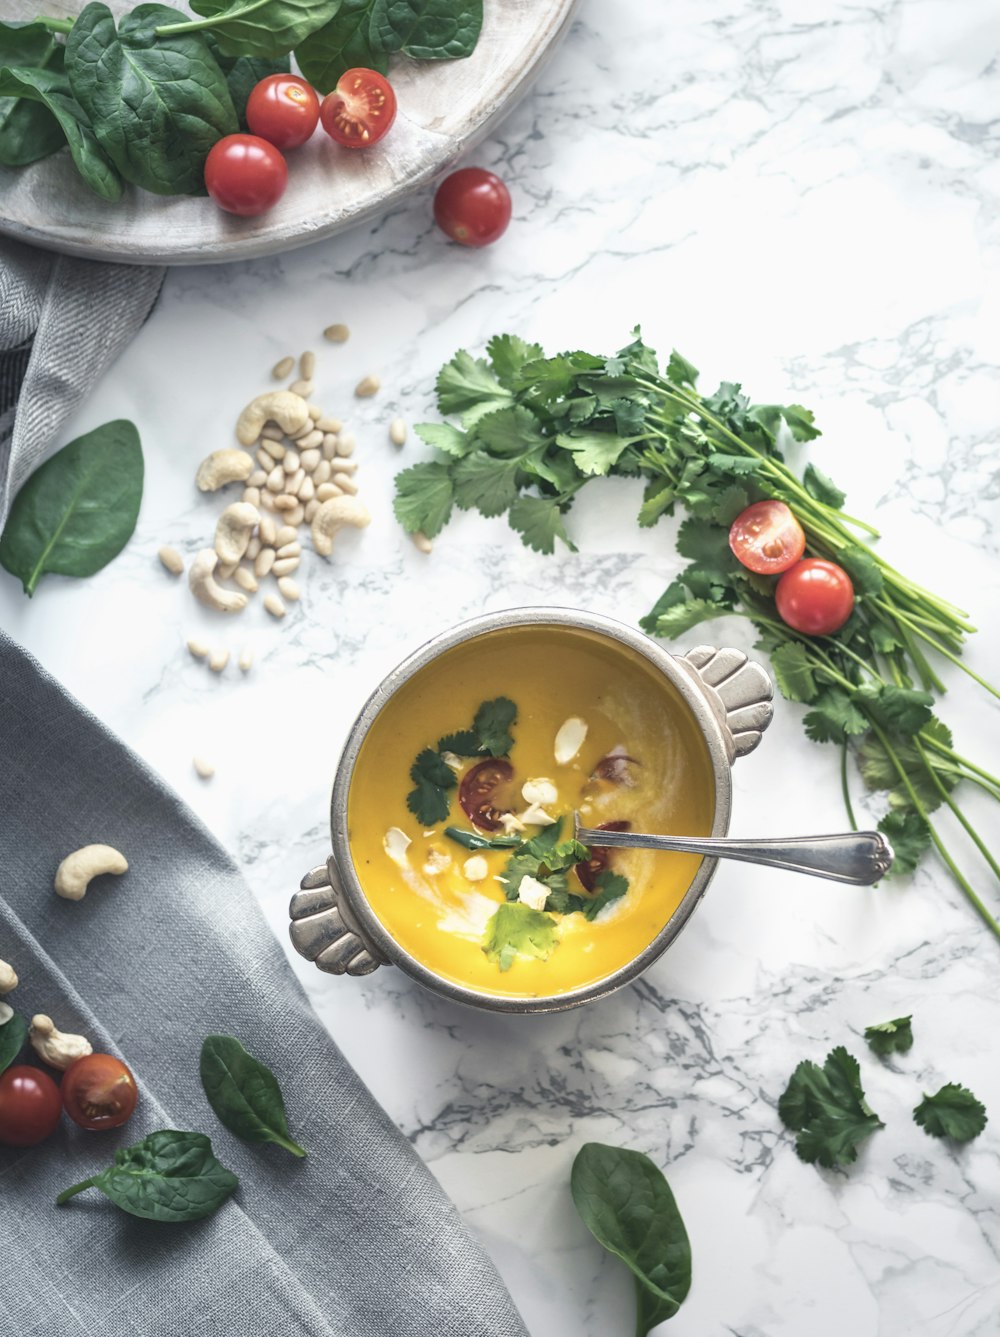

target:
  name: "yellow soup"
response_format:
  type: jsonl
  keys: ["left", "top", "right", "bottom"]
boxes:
{"left": 347, "top": 626, "right": 715, "bottom": 999}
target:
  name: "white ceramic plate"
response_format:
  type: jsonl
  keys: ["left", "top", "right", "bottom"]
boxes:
{"left": 0, "top": 0, "right": 578, "bottom": 265}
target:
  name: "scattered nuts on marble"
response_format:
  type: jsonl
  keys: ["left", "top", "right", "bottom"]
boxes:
{"left": 290, "top": 378, "right": 313, "bottom": 398}
{"left": 193, "top": 754, "right": 215, "bottom": 779}
{"left": 236, "top": 390, "right": 309, "bottom": 446}
{"left": 272, "top": 355, "right": 295, "bottom": 380}
{"left": 323, "top": 323, "right": 349, "bottom": 343}
{"left": 277, "top": 576, "right": 300, "bottom": 601}
{"left": 214, "top": 502, "right": 259, "bottom": 565}
{"left": 255, "top": 547, "right": 276, "bottom": 577}
{"left": 272, "top": 556, "right": 300, "bottom": 576}
{"left": 332, "top": 474, "right": 359, "bottom": 495}
{"left": 238, "top": 647, "right": 254, "bottom": 673}
{"left": 196, "top": 448, "right": 253, "bottom": 492}
{"left": 355, "top": 375, "right": 379, "bottom": 398}
{"left": 187, "top": 637, "right": 210, "bottom": 659}
{"left": 158, "top": 545, "right": 184, "bottom": 575}
{"left": 311, "top": 495, "right": 371, "bottom": 556}
{"left": 189, "top": 550, "right": 247, "bottom": 613}
{"left": 208, "top": 647, "right": 230, "bottom": 673}
{"left": 412, "top": 531, "right": 433, "bottom": 554}
{"left": 300, "top": 350, "right": 316, "bottom": 380}
{"left": 264, "top": 592, "right": 286, "bottom": 618}
{"left": 389, "top": 417, "right": 407, "bottom": 447}
{"left": 234, "top": 565, "right": 259, "bottom": 593}
{"left": 335, "top": 432, "right": 356, "bottom": 457}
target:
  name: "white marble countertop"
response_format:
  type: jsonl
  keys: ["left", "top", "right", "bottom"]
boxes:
{"left": 3, "top": 1, "right": 1000, "bottom": 1332}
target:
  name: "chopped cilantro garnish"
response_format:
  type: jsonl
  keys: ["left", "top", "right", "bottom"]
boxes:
{"left": 482, "top": 902, "right": 558, "bottom": 972}
{"left": 406, "top": 749, "right": 456, "bottom": 826}
{"left": 408, "top": 698, "right": 519, "bottom": 828}
{"left": 472, "top": 697, "right": 517, "bottom": 757}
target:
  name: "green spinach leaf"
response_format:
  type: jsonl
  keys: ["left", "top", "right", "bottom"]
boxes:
{"left": 0, "top": 22, "right": 65, "bottom": 167}
{"left": 370, "top": 0, "right": 481, "bottom": 59}
{"left": 0, "top": 1010, "right": 27, "bottom": 1075}
{"left": 913, "top": 1083, "right": 987, "bottom": 1142}
{"left": 200, "top": 1034, "right": 306, "bottom": 1157}
{"left": 208, "top": 42, "right": 290, "bottom": 125}
{"left": 57, "top": 1130, "right": 239, "bottom": 1221}
{"left": 295, "top": 0, "right": 386, "bottom": 93}
{"left": 571, "top": 1142, "right": 692, "bottom": 1333}
{"left": 187, "top": 0, "right": 342, "bottom": 60}
{"left": 0, "top": 419, "right": 143, "bottom": 596}
{"left": 0, "top": 66, "right": 122, "bottom": 200}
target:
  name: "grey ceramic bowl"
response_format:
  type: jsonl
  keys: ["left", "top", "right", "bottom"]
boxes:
{"left": 289, "top": 607, "right": 774, "bottom": 1014}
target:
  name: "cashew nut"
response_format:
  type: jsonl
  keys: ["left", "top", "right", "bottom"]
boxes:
{"left": 29, "top": 1014, "right": 93, "bottom": 1070}
{"left": 54, "top": 843, "right": 129, "bottom": 900}
{"left": 0, "top": 958, "right": 17, "bottom": 994}
{"left": 188, "top": 549, "right": 248, "bottom": 614}
{"left": 214, "top": 502, "right": 260, "bottom": 565}
{"left": 235, "top": 391, "right": 309, "bottom": 447}
{"left": 311, "top": 496, "right": 371, "bottom": 557}
{"left": 0, "top": 1001, "right": 12, "bottom": 1025}
{"left": 196, "top": 449, "right": 254, "bottom": 492}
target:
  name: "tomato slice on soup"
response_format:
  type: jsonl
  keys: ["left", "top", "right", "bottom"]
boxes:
{"left": 459, "top": 759, "right": 515, "bottom": 831}
{"left": 575, "top": 820, "right": 631, "bottom": 891}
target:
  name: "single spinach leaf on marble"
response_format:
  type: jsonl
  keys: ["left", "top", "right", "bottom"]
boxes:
{"left": 0, "top": 1010, "right": 28, "bottom": 1075}
{"left": 571, "top": 1142, "right": 692, "bottom": 1334}
{"left": 66, "top": 3, "right": 237, "bottom": 196}
{"left": 0, "top": 419, "right": 143, "bottom": 596}
{"left": 57, "top": 1130, "right": 238, "bottom": 1220}
{"left": 369, "top": 0, "right": 482, "bottom": 60}
{"left": 0, "top": 67, "right": 122, "bottom": 200}
{"left": 200, "top": 1035, "right": 307, "bottom": 1157}
{"left": 295, "top": 0, "right": 386, "bottom": 94}
{"left": 186, "top": 0, "right": 342, "bottom": 59}
{"left": 913, "top": 1084, "right": 987, "bottom": 1142}
{"left": 0, "top": 22, "right": 65, "bottom": 167}
{"left": 863, "top": 1014, "right": 913, "bottom": 1057}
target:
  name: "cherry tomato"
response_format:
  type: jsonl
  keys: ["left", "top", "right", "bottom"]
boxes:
{"left": 433, "top": 168, "right": 511, "bottom": 247}
{"left": 729, "top": 500, "right": 806, "bottom": 575}
{"left": 246, "top": 74, "right": 319, "bottom": 150}
{"left": 62, "top": 1053, "right": 138, "bottom": 1132}
{"left": 0, "top": 1066, "right": 62, "bottom": 1147}
{"left": 591, "top": 753, "right": 641, "bottom": 787}
{"left": 575, "top": 821, "right": 631, "bottom": 892}
{"left": 459, "top": 759, "right": 514, "bottom": 831}
{"left": 775, "top": 558, "right": 855, "bottom": 636}
{"left": 204, "top": 135, "right": 288, "bottom": 217}
{"left": 320, "top": 68, "right": 396, "bottom": 149}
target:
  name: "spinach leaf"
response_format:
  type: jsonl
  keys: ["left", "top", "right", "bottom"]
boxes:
{"left": 295, "top": 0, "right": 386, "bottom": 94}
{"left": 571, "top": 1143, "right": 692, "bottom": 1333}
{"left": 200, "top": 1034, "right": 307, "bottom": 1157}
{"left": 369, "top": 0, "right": 482, "bottom": 60}
{"left": 219, "top": 52, "right": 290, "bottom": 126}
{"left": 57, "top": 1130, "right": 239, "bottom": 1221}
{"left": 66, "top": 3, "right": 237, "bottom": 196}
{"left": 0, "top": 1010, "right": 28, "bottom": 1075}
{"left": 186, "top": 0, "right": 342, "bottom": 60}
{"left": 0, "top": 67, "right": 122, "bottom": 200}
{"left": 0, "top": 22, "right": 65, "bottom": 167}
{"left": 0, "top": 419, "right": 143, "bottom": 596}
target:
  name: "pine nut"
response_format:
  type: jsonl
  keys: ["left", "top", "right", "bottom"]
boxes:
{"left": 208, "top": 648, "right": 229, "bottom": 673}
{"left": 277, "top": 576, "right": 300, "bottom": 601}
{"left": 234, "top": 566, "right": 258, "bottom": 593}
{"left": 275, "top": 525, "right": 298, "bottom": 547}
{"left": 304, "top": 499, "right": 320, "bottom": 522}
{"left": 321, "top": 434, "right": 338, "bottom": 460}
{"left": 284, "top": 503, "right": 305, "bottom": 526}
{"left": 238, "top": 648, "right": 254, "bottom": 673}
{"left": 298, "top": 476, "right": 315, "bottom": 502}
{"left": 412, "top": 531, "right": 433, "bottom": 554}
{"left": 158, "top": 545, "right": 184, "bottom": 575}
{"left": 247, "top": 469, "right": 268, "bottom": 488}
{"left": 316, "top": 416, "right": 342, "bottom": 433}
{"left": 259, "top": 490, "right": 277, "bottom": 512}
{"left": 216, "top": 561, "right": 238, "bottom": 580}
{"left": 246, "top": 535, "right": 262, "bottom": 560}
{"left": 323, "top": 323, "right": 349, "bottom": 343}
{"left": 187, "top": 638, "right": 210, "bottom": 659}
{"left": 276, "top": 541, "right": 301, "bottom": 559}
{"left": 260, "top": 424, "right": 285, "bottom": 442}
{"left": 313, "top": 459, "right": 331, "bottom": 484}
{"left": 332, "top": 474, "right": 358, "bottom": 494}
{"left": 296, "top": 429, "right": 323, "bottom": 452}
{"left": 259, "top": 514, "right": 277, "bottom": 546}
{"left": 355, "top": 375, "right": 379, "bottom": 398}
{"left": 282, "top": 448, "right": 300, "bottom": 474}
{"left": 300, "top": 448, "right": 320, "bottom": 472}
{"left": 290, "top": 417, "right": 316, "bottom": 441}
{"left": 256, "top": 449, "right": 273, "bottom": 471}
{"left": 272, "top": 556, "right": 300, "bottom": 576}
{"left": 389, "top": 418, "right": 407, "bottom": 447}
{"left": 266, "top": 465, "right": 284, "bottom": 493}
{"left": 316, "top": 482, "right": 342, "bottom": 502}
{"left": 332, "top": 455, "right": 357, "bottom": 473}
{"left": 193, "top": 755, "right": 215, "bottom": 779}
{"left": 255, "top": 547, "right": 276, "bottom": 577}
{"left": 290, "top": 378, "right": 313, "bottom": 398}
{"left": 264, "top": 593, "right": 286, "bottom": 619}
{"left": 307, "top": 402, "right": 323, "bottom": 420}
{"left": 287, "top": 469, "right": 306, "bottom": 496}
{"left": 242, "top": 486, "right": 261, "bottom": 506}
{"left": 300, "top": 350, "right": 316, "bottom": 380}
{"left": 261, "top": 439, "right": 286, "bottom": 461}
{"left": 274, "top": 494, "right": 298, "bottom": 511}
{"left": 272, "top": 355, "right": 295, "bottom": 380}
{"left": 335, "top": 432, "right": 356, "bottom": 457}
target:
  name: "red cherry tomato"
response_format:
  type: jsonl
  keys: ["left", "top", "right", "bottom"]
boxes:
{"left": 591, "top": 754, "right": 641, "bottom": 787}
{"left": 729, "top": 500, "right": 806, "bottom": 575}
{"left": 204, "top": 134, "right": 288, "bottom": 217}
{"left": 320, "top": 68, "right": 396, "bottom": 149}
{"left": 246, "top": 74, "right": 319, "bottom": 150}
{"left": 0, "top": 1066, "right": 62, "bottom": 1147}
{"left": 459, "top": 759, "right": 514, "bottom": 831}
{"left": 775, "top": 558, "right": 855, "bottom": 636}
{"left": 575, "top": 821, "right": 631, "bottom": 893}
{"left": 433, "top": 168, "right": 511, "bottom": 247}
{"left": 62, "top": 1053, "right": 138, "bottom": 1132}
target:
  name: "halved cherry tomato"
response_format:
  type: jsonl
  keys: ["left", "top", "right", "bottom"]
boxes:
{"left": 459, "top": 759, "right": 514, "bottom": 831}
{"left": 246, "top": 74, "right": 320, "bottom": 150}
{"left": 775, "top": 558, "right": 855, "bottom": 636}
{"left": 729, "top": 500, "right": 806, "bottom": 575}
{"left": 320, "top": 69, "right": 396, "bottom": 149}
{"left": 575, "top": 821, "right": 631, "bottom": 892}
{"left": 434, "top": 168, "right": 512, "bottom": 247}
{"left": 62, "top": 1053, "right": 138, "bottom": 1132}
{"left": 0, "top": 1065, "right": 62, "bottom": 1147}
{"left": 592, "top": 754, "right": 641, "bottom": 787}
{"left": 204, "top": 134, "right": 288, "bottom": 217}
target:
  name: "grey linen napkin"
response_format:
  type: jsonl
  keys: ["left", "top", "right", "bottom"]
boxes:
{"left": 0, "top": 629, "right": 529, "bottom": 1337}
{"left": 0, "top": 237, "right": 164, "bottom": 526}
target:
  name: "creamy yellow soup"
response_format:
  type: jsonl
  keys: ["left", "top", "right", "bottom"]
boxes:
{"left": 347, "top": 626, "right": 715, "bottom": 999}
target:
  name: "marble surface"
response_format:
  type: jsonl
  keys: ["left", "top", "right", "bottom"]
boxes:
{"left": 3, "top": 1, "right": 1000, "bottom": 1332}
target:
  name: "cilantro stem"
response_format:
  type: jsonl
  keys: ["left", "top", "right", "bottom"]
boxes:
{"left": 840, "top": 744, "right": 858, "bottom": 831}
{"left": 888, "top": 611, "right": 1000, "bottom": 702}
{"left": 914, "top": 738, "right": 1000, "bottom": 883}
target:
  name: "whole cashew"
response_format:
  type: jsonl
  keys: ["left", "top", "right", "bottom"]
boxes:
{"left": 235, "top": 391, "right": 309, "bottom": 447}
{"left": 311, "top": 496, "right": 371, "bottom": 557}
{"left": 54, "top": 844, "right": 129, "bottom": 900}
{"left": 195, "top": 449, "right": 254, "bottom": 492}
{"left": 29, "top": 1014, "right": 93, "bottom": 1070}
{"left": 0, "top": 958, "right": 17, "bottom": 994}
{"left": 214, "top": 502, "right": 260, "bottom": 565}
{"left": 188, "top": 549, "right": 248, "bottom": 613}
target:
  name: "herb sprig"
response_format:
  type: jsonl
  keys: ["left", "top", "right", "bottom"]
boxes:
{"left": 407, "top": 697, "right": 517, "bottom": 826}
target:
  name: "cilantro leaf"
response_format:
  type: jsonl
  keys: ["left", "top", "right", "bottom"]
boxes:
{"left": 863, "top": 1015, "right": 913, "bottom": 1057}
{"left": 637, "top": 477, "right": 676, "bottom": 528}
{"left": 436, "top": 350, "right": 512, "bottom": 426}
{"left": 653, "top": 598, "right": 722, "bottom": 640}
{"left": 473, "top": 697, "right": 517, "bottom": 756}
{"left": 474, "top": 404, "right": 547, "bottom": 457}
{"left": 858, "top": 729, "right": 958, "bottom": 814}
{"left": 509, "top": 495, "right": 576, "bottom": 554}
{"left": 414, "top": 422, "right": 470, "bottom": 458}
{"left": 856, "top": 684, "right": 934, "bottom": 737}
{"left": 406, "top": 748, "right": 456, "bottom": 825}
{"left": 803, "top": 687, "right": 869, "bottom": 743}
{"left": 803, "top": 463, "right": 846, "bottom": 508}
{"left": 482, "top": 902, "right": 558, "bottom": 972}
{"left": 452, "top": 452, "right": 522, "bottom": 517}
{"left": 750, "top": 403, "right": 822, "bottom": 443}
{"left": 675, "top": 517, "right": 736, "bottom": 571}
{"left": 706, "top": 452, "right": 762, "bottom": 477}
{"left": 582, "top": 870, "right": 628, "bottom": 920}
{"left": 556, "top": 431, "right": 638, "bottom": 477}
{"left": 393, "top": 461, "right": 454, "bottom": 537}
{"left": 487, "top": 333, "right": 544, "bottom": 388}
{"left": 913, "top": 1084, "right": 987, "bottom": 1142}
{"left": 437, "top": 730, "right": 480, "bottom": 756}
{"left": 770, "top": 642, "right": 819, "bottom": 704}
{"left": 877, "top": 810, "right": 930, "bottom": 877}
{"left": 837, "top": 546, "right": 884, "bottom": 597}
{"left": 666, "top": 349, "right": 698, "bottom": 387}
{"left": 777, "top": 1046, "right": 884, "bottom": 1168}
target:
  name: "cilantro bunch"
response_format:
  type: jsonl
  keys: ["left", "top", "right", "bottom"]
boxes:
{"left": 394, "top": 332, "right": 1000, "bottom": 944}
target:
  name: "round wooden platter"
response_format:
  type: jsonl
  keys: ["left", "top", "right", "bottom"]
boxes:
{"left": 0, "top": 0, "right": 579, "bottom": 265}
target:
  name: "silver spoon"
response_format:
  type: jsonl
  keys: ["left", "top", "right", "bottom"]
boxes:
{"left": 573, "top": 815, "right": 893, "bottom": 886}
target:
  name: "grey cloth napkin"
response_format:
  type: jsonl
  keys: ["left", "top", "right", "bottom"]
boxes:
{"left": 0, "top": 237, "right": 164, "bottom": 526}
{"left": 0, "top": 630, "right": 529, "bottom": 1337}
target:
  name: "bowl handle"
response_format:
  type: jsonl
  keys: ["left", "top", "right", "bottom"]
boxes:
{"left": 289, "top": 857, "right": 388, "bottom": 977}
{"left": 679, "top": 645, "right": 774, "bottom": 763}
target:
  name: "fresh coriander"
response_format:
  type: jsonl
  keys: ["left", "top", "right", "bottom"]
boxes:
{"left": 582, "top": 869, "right": 629, "bottom": 920}
{"left": 778, "top": 1046, "right": 884, "bottom": 1168}
{"left": 200, "top": 1035, "right": 306, "bottom": 1158}
{"left": 408, "top": 698, "right": 519, "bottom": 827}
{"left": 406, "top": 748, "right": 456, "bottom": 826}
{"left": 913, "top": 1084, "right": 987, "bottom": 1142}
{"left": 482, "top": 901, "right": 557, "bottom": 972}
{"left": 864, "top": 1015, "right": 913, "bottom": 1057}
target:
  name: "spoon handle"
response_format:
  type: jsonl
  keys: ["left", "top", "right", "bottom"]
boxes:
{"left": 574, "top": 824, "right": 894, "bottom": 886}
